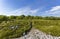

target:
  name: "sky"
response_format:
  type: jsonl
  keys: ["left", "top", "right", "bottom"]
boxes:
{"left": 0, "top": 0, "right": 60, "bottom": 16}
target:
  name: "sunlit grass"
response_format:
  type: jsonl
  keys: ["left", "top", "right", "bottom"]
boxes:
{"left": 33, "top": 20, "right": 60, "bottom": 36}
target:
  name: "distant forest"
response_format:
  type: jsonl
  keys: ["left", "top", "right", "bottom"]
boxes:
{"left": 0, "top": 15, "right": 60, "bottom": 21}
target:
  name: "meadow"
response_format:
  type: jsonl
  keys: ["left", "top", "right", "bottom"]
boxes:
{"left": 33, "top": 20, "right": 60, "bottom": 36}
{"left": 0, "top": 20, "right": 31, "bottom": 39}
{"left": 0, "top": 15, "right": 60, "bottom": 39}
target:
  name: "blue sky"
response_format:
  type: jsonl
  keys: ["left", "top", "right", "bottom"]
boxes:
{"left": 0, "top": 0, "right": 60, "bottom": 16}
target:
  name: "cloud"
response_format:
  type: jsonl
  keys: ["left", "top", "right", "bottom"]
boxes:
{"left": 45, "top": 6, "right": 60, "bottom": 14}
{"left": 6, "top": 7, "right": 39, "bottom": 16}
{"left": 50, "top": 6, "right": 60, "bottom": 11}
{"left": 0, "top": 0, "right": 8, "bottom": 15}
{"left": 0, "top": 7, "right": 39, "bottom": 16}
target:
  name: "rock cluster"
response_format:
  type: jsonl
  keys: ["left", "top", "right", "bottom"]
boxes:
{"left": 14, "top": 28, "right": 60, "bottom": 39}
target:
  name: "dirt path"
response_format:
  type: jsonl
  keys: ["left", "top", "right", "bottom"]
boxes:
{"left": 14, "top": 28, "right": 60, "bottom": 39}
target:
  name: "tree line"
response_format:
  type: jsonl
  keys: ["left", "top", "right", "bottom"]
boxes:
{"left": 0, "top": 15, "right": 60, "bottom": 21}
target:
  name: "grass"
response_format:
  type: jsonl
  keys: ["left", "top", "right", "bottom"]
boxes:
{"left": 0, "top": 19, "right": 60, "bottom": 39}
{"left": 33, "top": 20, "right": 60, "bottom": 36}
{"left": 0, "top": 20, "right": 31, "bottom": 39}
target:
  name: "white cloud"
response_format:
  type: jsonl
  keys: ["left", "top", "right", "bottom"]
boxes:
{"left": 0, "top": 0, "right": 7, "bottom": 15}
{"left": 0, "top": 5, "right": 39, "bottom": 16}
{"left": 6, "top": 7, "right": 39, "bottom": 16}
{"left": 50, "top": 6, "right": 60, "bottom": 11}
{"left": 45, "top": 6, "right": 60, "bottom": 14}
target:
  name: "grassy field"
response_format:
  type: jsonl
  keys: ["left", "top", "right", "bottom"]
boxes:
{"left": 33, "top": 20, "right": 60, "bottom": 36}
{"left": 0, "top": 20, "right": 31, "bottom": 39}
{"left": 0, "top": 19, "right": 60, "bottom": 39}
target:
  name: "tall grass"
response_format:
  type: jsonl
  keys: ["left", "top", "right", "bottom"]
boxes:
{"left": 33, "top": 20, "right": 60, "bottom": 36}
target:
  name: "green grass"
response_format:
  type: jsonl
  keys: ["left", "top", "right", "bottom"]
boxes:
{"left": 0, "top": 20, "right": 31, "bottom": 39}
{"left": 0, "top": 19, "right": 60, "bottom": 39}
{"left": 33, "top": 20, "right": 60, "bottom": 36}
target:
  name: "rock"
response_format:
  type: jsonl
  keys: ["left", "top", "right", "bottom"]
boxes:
{"left": 14, "top": 28, "right": 60, "bottom": 39}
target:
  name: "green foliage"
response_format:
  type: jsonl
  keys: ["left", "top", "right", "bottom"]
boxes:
{"left": 0, "top": 20, "right": 30, "bottom": 39}
{"left": 0, "top": 15, "right": 60, "bottom": 39}
{"left": 33, "top": 20, "right": 60, "bottom": 36}
{"left": 0, "top": 15, "right": 8, "bottom": 21}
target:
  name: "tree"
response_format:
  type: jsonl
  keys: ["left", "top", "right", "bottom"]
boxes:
{"left": 8, "top": 16, "right": 16, "bottom": 20}
{"left": 16, "top": 15, "right": 25, "bottom": 19}
{"left": 0, "top": 15, "right": 8, "bottom": 21}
